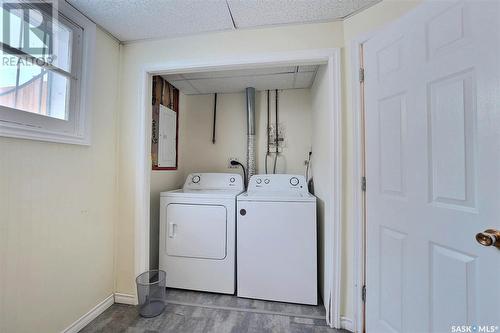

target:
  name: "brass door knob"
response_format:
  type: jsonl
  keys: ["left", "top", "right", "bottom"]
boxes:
{"left": 475, "top": 229, "right": 500, "bottom": 249}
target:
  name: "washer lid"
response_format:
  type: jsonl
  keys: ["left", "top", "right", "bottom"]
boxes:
{"left": 161, "top": 188, "right": 243, "bottom": 199}
{"left": 237, "top": 191, "right": 316, "bottom": 202}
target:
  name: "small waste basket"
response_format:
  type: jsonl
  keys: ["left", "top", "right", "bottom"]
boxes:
{"left": 136, "top": 270, "right": 166, "bottom": 318}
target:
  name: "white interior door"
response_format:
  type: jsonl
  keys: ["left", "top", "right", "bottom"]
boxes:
{"left": 364, "top": 1, "right": 500, "bottom": 332}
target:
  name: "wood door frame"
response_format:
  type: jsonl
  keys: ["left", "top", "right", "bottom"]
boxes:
{"left": 135, "top": 48, "right": 344, "bottom": 328}
{"left": 350, "top": 31, "right": 376, "bottom": 333}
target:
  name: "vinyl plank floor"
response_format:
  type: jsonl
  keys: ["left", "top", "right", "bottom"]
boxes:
{"left": 81, "top": 289, "right": 346, "bottom": 333}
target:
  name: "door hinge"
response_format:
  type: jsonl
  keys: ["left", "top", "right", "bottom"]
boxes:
{"left": 362, "top": 285, "right": 366, "bottom": 303}
{"left": 361, "top": 176, "right": 367, "bottom": 192}
{"left": 359, "top": 67, "right": 365, "bottom": 83}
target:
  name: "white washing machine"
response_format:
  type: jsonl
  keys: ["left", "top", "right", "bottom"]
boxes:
{"left": 159, "top": 173, "right": 243, "bottom": 294}
{"left": 237, "top": 174, "right": 317, "bottom": 305}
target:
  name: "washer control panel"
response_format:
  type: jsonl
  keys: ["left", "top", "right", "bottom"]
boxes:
{"left": 247, "top": 174, "right": 308, "bottom": 194}
{"left": 184, "top": 173, "right": 243, "bottom": 190}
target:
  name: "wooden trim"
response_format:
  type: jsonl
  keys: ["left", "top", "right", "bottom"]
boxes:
{"left": 151, "top": 76, "right": 179, "bottom": 170}
{"left": 340, "top": 316, "right": 355, "bottom": 332}
{"left": 350, "top": 30, "right": 376, "bottom": 333}
{"left": 114, "top": 293, "right": 137, "bottom": 305}
{"left": 60, "top": 295, "right": 114, "bottom": 333}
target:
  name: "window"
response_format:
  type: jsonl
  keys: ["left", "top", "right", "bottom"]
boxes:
{"left": 0, "top": 1, "right": 96, "bottom": 144}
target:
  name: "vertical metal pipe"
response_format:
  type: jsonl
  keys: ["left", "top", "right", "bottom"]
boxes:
{"left": 212, "top": 93, "right": 217, "bottom": 144}
{"left": 246, "top": 87, "right": 256, "bottom": 182}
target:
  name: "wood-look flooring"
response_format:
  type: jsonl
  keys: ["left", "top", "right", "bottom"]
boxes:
{"left": 81, "top": 289, "right": 347, "bottom": 333}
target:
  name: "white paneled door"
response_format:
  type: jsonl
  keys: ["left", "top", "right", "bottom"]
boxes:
{"left": 364, "top": 1, "right": 499, "bottom": 332}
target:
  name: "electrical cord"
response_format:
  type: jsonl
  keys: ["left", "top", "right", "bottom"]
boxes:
{"left": 305, "top": 151, "right": 312, "bottom": 180}
{"left": 273, "top": 89, "right": 279, "bottom": 174}
{"left": 230, "top": 160, "right": 247, "bottom": 189}
{"left": 265, "top": 90, "right": 270, "bottom": 174}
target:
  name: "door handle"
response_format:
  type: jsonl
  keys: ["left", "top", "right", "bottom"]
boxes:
{"left": 475, "top": 229, "right": 500, "bottom": 249}
{"left": 169, "top": 222, "right": 176, "bottom": 238}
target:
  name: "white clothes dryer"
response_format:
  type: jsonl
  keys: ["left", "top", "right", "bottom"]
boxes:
{"left": 159, "top": 173, "right": 243, "bottom": 294}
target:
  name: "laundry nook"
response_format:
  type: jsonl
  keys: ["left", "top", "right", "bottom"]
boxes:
{"left": 1, "top": 1, "right": 499, "bottom": 332}
{"left": 150, "top": 65, "right": 330, "bottom": 314}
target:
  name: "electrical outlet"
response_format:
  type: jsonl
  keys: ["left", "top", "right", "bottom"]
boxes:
{"left": 228, "top": 157, "right": 239, "bottom": 169}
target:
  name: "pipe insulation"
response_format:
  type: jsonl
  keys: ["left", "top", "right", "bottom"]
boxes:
{"left": 246, "top": 87, "right": 256, "bottom": 182}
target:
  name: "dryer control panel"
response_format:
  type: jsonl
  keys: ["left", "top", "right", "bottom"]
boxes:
{"left": 184, "top": 173, "right": 244, "bottom": 191}
{"left": 247, "top": 174, "right": 308, "bottom": 194}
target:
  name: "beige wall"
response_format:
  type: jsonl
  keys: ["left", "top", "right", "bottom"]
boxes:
{"left": 118, "top": 1, "right": 421, "bottom": 322}
{"left": 0, "top": 29, "right": 120, "bottom": 333}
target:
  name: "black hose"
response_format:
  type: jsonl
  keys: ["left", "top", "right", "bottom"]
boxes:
{"left": 273, "top": 89, "right": 279, "bottom": 174}
{"left": 305, "top": 151, "right": 312, "bottom": 180}
{"left": 265, "top": 90, "right": 270, "bottom": 174}
{"left": 230, "top": 160, "right": 247, "bottom": 189}
{"left": 212, "top": 93, "right": 217, "bottom": 144}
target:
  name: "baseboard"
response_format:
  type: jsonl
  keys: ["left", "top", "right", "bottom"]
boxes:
{"left": 340, "top": 316, "right": 354, "bottom": 332}
{"left": 114, "top": 293, "right": 137, "bottom": 305}
{"left": 61, "top": 294, "right": 114, "bottom": 333}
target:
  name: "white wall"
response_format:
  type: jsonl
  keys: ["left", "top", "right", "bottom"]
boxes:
{"left": 310, "top": 64, "right": 333, "bottom": 310}
{"left": 256, "top": 89, "right": 313, "bottom": 176}
{"left": 181, "top": 89, "right": 312, "bottom": 176}
{"left": 0, "top": 29, "right": 120, "bottom": 333}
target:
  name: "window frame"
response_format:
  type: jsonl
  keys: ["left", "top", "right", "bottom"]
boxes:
{"left": 0, "top": 0, "right": 96, "bottom": 145}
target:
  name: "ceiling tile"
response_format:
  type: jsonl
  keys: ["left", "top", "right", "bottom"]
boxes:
{"left": 68, "top": 0, "right": 380, "bottom": 42}
{"left": 298, "top": 65, "right": 319, "bottom": 73}
{"left": 67, "top": 0, "right": 234, "bottom": 41}
{"left": 165, "top": 65, "right": 321, "bottom": 95}
{"left": 165, "top": 67, "right": 296, "bottom": 81}
{"left": 227, "top": 0, "right": 379, "bottom": 29}
{"left": 293, "top": 72, "right": 315, "bottom": 88}
{"left": 168, "top": 80, "right": 199, "bottom": 95}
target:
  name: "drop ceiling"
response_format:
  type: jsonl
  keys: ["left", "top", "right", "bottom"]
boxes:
{"left": 163, "top": 65, "right": 320, "bottom": 95}
{"left": 66, "top": 0, "right": 380, "bottom": 42}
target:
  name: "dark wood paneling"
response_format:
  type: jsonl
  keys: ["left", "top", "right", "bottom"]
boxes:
{"left": 151, "top": 76, "right": 179, "bottom": 170}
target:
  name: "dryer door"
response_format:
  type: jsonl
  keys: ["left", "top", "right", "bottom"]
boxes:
{"left": 166, "top": 204, "right": 227, "bottom": 260}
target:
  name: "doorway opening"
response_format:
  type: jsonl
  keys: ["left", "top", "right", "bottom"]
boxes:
{"left": 135, "top": 49, "right": 344, "bottom": 328}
